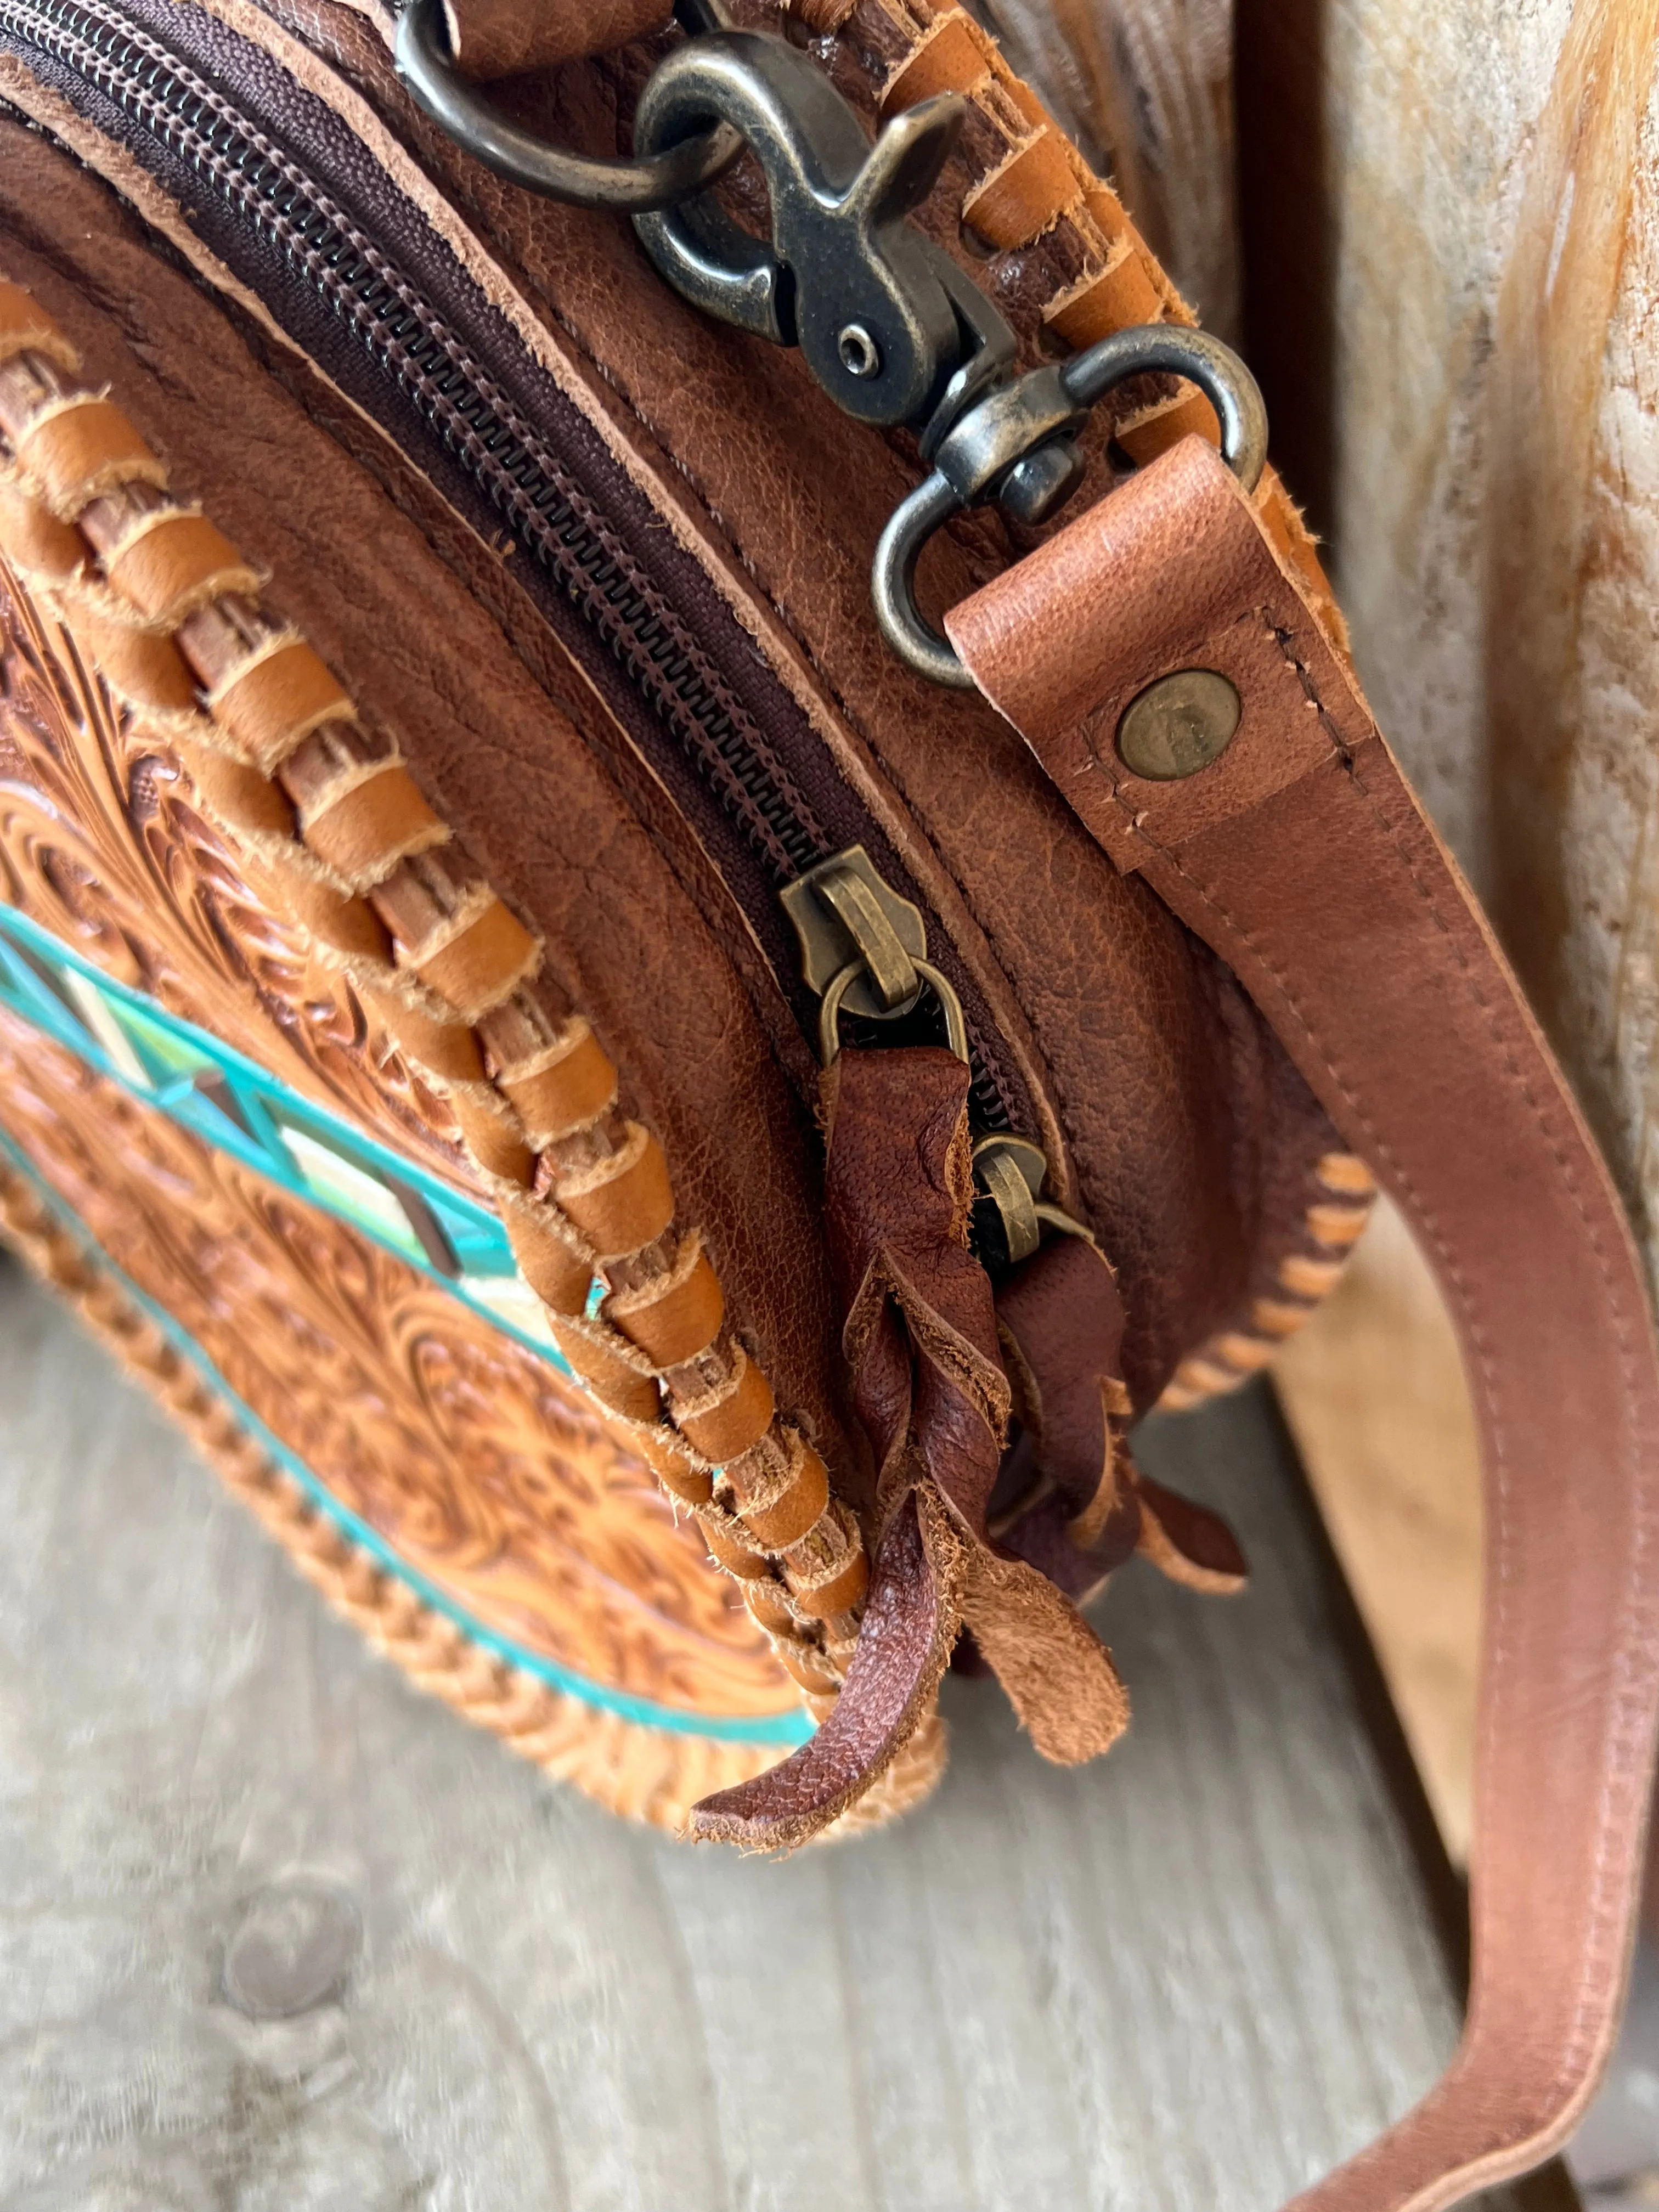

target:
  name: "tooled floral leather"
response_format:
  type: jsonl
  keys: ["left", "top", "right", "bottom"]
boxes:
{"left": 0, "top": 24, "right": 1342, "bottom": 1819}
{"left": 0, "top": 424, "right": 808, "bottom": 1731}
{"left": 0, "top": 156, "right": 857, "bottom": 1479}
{"left": 0, "top": 512, "right": 478, "bottom": 1197}
{"left": 0, "top": 1002, "right": 798, "bottom": 1723}
{"left": 9, "top": 0, "right": 1353, "bottom": 1412}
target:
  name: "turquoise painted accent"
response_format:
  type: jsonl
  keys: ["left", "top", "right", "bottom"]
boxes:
{"left": 0, "top": 905, "right": 549, "bottom": 1342}
{"left": 0, "top": 906, "right": 812, "bottom": 1750}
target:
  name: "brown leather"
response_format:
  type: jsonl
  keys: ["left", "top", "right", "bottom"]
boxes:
{"left": 441, "top": 0, "right": 672, "bottom": 82}
{"left": 1, "top": 136, "right": 872, "bottom": 1460}
{"left": 821, "top": 1047, "right": 1005, "bottom": 1533}
{"left": 949, "top": 433, "right": 1659, "bottom": 2208}
{"left": 218, "top": 0, "right": 1347, "bottom": 1412}
{"left": 690, "top": 1487, "right": 950, "bottom": 1848}
{"left": 996, "top": 1233, "right": 1129, "bottom": 1526}
{"left": 992, "top": 1233, "right": 1245, "bottom": 1600}
{"left": 697, "top": 1046, "right": 1128, "bottom": 1846}
{"left": 7, "top": 14, "right": 1658, "bottom": 2194}
{"left": 1131, "top": 1470, "right": 1248, "bottom": 1593}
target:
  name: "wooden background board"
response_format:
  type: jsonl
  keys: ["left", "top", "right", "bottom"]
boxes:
{"left": 0, "top": 1252, "right": 1559, "bottom": 2211}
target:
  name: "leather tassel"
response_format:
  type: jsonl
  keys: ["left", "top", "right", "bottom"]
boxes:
{"left": 687, "top": 1487, "right": 958, "bottom": 1849}
{"left": 993, "top": 1232, "right": 1246, "bottom": 1601}
{"left": 690, "top": 1046, "right": 1131, "bottom": 1848}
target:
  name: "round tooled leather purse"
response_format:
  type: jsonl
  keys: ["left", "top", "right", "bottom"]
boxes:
{"left": 1, "top": 3, "right": 1656, "bottom": 2202}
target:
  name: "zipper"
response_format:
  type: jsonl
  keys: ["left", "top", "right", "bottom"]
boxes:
{"left": 0, "top": 0, "right": 1029, "bottom": 1137}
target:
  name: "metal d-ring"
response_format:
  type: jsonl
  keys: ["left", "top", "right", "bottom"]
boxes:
{"left": 818, "top": 956, "right": 969, "bottom": 1066}
{"left": 872, "top": 324, "right": 1269, "bottom": 688}
{"left": 393, "top": 0, "right": 741, "bottom": 214}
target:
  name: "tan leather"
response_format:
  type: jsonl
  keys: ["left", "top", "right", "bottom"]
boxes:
{"left": 948, "top": 433, "right": 1659, "bottom": 2208}
{"left": 4, "top": 16, "right": 1655, "bottom": 2190}
{"left": 693, "top": 1486, "right": 951, "bottom": 1846}
{"left": 230, "top": 0, "right": 1346, "bottom": 1413}
{"left": 100, "top": 507, "right": 259, "bottom": 623}
{"left": 441, "top": 0, "right": 672, "bottom": 82}
{"left": 14, "top": 391, "right": 166, "bottom": 512}
{"left": 0, "top": 143, "right": 862, "bottom": 1518}
{"left": 212, "top": 636, "right": 357, "bottom": 772}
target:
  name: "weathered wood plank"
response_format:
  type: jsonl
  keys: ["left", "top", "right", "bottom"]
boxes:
{"left": 977, "top": 0, "right": 1243, "bottom": 336}
{"left": 1232, "top": 0, "right": 1659, "bottom": 1280}
{"left": 0, "top": 1254, "right": 1506, "bottom": 2209}
{"left": 1273, "top": 1194, "right": 1481, "bottom": 1862}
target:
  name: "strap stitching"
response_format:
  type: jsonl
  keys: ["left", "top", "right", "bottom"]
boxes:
{"left": 1088, "top": 620, "right": 1655, "bottom": 2152}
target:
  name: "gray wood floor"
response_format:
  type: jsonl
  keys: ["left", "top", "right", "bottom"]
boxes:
{"left": 0, "top": 1253, "right": 1520, "bottom": 2211}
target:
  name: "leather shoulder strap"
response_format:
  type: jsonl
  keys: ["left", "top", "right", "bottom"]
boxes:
{"left": 947, "top": 435, "right": 1659, "bottom": 2211}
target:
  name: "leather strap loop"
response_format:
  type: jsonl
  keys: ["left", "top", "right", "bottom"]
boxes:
{"left": 101, "top": 509, "right": 259, "bottom": 624}
{"left": 947, "top": 433, "right": 1659, "bottom": 2209}
{"left": 675, "top": 1340, "right": 776, "bottom": 1461}
{"left": 14, "top": 392, "right": 165, "bottom": 514}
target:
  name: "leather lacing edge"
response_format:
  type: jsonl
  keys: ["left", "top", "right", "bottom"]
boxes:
{"left": 0, "top": 279, "right": 872, "bottom": 1733}
{"left": 0, "top": 1153, "right": 949, "bottom": 1833}
{"left": 1158, "top": 1152, "right": 1377, "bottom": 1410}
{"left": 789, "top": 0, "right": 1376, "bottom": 1400}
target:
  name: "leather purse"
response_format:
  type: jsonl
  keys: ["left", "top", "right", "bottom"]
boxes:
{"left": 1, "top": 1, "right": 1657, "bottom": 2202}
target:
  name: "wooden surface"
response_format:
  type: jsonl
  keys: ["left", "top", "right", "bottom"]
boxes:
{"left": 1274, "top": 1198, "right": 1481, "bottom": 1864}
{"left": 0, "top": 1250, "right": 1528, "bottom": 2212}
{"left": 1231, "top": 0, "right": 1659, "bottom": 1280}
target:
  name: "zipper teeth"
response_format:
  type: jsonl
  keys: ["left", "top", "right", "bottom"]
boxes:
{"left": 2, "top": 0, "right": 1016, "bottom": 1132}
{"left": 5, "top": 0, "right": 828, "bottom": 884}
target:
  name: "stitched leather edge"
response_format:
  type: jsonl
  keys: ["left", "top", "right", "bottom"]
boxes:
{"left": 0, "top": 286, "right": 872, "bottom": 1730}
{"left": 0, "top": 1156, "right": 786, "bottom": 1830}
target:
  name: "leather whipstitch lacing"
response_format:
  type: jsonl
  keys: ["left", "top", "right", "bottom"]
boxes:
{"left": 0, "top": 1154, "right": 949, "bottom": 1831}
{"left": 385, "top": 0, "right": 1375, "bottom": 1399}
{"left": 0, "top": 277, "right": 904, "bottom": 1784}
{"left": 545, "top": 0, "right": 1374, "bottom": 1399}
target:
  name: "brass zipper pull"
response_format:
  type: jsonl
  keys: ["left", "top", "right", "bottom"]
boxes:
{"left": 781, "top": 847, "right": 1096, "bottom": 1266}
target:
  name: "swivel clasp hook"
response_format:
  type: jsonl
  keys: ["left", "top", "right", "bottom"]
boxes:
{"left": 631, "top": 33, "right": 1003, "bottom": 431}
{"left": 873, "top": 326, "right": 1270, "bottom": 687}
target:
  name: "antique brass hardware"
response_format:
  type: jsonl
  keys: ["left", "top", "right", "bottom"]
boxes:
{"left": 398, "top": 5, "right": 1268, "bottom": 691}
{"left": 818, "top": 956, "right": 968, "bottom": 1068}
{"left": 780, "top": 847, "right": 927, "bottom": 1020}
{"left": 973, "top": 1135, "right": 1047, "bottom": 1266}
{"left": 784, "top": 849, "right": 1102, "bottom": 1265}
{"left": 1116, "top": 669, "right": 1243, "bottom": 781}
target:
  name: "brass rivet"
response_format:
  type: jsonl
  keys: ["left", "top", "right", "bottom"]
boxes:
{"left": 1115, "top": 669, "right": 1242, "bottom": 781}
